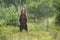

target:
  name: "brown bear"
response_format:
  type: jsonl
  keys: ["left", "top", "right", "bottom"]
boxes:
{"left": 19, "top": 8, "right": 28, "bottom": 32}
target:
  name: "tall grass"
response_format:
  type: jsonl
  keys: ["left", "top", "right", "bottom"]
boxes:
{"left": 0, "top": 22, "right": 60, "bottom": 40}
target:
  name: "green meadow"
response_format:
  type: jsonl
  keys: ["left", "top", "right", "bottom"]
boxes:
{"left": 0, "top": 21, "right": 60, "bottom": 40}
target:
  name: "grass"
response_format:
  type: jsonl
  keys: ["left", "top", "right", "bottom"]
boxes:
{"left": 0, "top": 22, "right": 60, "bottom": 40}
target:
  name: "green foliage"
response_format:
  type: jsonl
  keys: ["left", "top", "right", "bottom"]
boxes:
{"left": 55, "top": 13, "right": 60, "bottom": 26}
{"left": 21, "top": 0, "right": 26, "bottom": 6}
{"left": 53, "top": 0, "right": 60, "bottom": 12}
{"left": 0, "top": 20, "right": 5, "bottom": 27}
{"left": 4, "top": 5, "right": 19, "bottom": 26}
{"left": 27, "top": 0, "right": 54, "bottom": 20}
{"left": 53, "top": 0, "right": 60, "bottom": 26}
{"left": 0, "top": 0, "right": 60, "bottom": 27}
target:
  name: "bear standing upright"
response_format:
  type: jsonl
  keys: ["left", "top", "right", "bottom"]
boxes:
{"left": 19, "top": 8, "right": 28, "bottom": 32}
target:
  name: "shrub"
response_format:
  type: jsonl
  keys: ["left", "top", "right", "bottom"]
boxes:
{"left": 5, "top": 5, "right": 19, "bottom": 26}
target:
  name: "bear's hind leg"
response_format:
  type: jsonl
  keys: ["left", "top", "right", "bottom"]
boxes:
{"left": 20, "top": 25, "right": 23, "bottom": 32}
{"left": 24, "top": 24, "right": 28, "bottom": 31}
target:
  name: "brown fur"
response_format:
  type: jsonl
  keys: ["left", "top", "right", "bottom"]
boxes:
{"left": 19, "top": 9, "right": 28, "bottom": 32}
